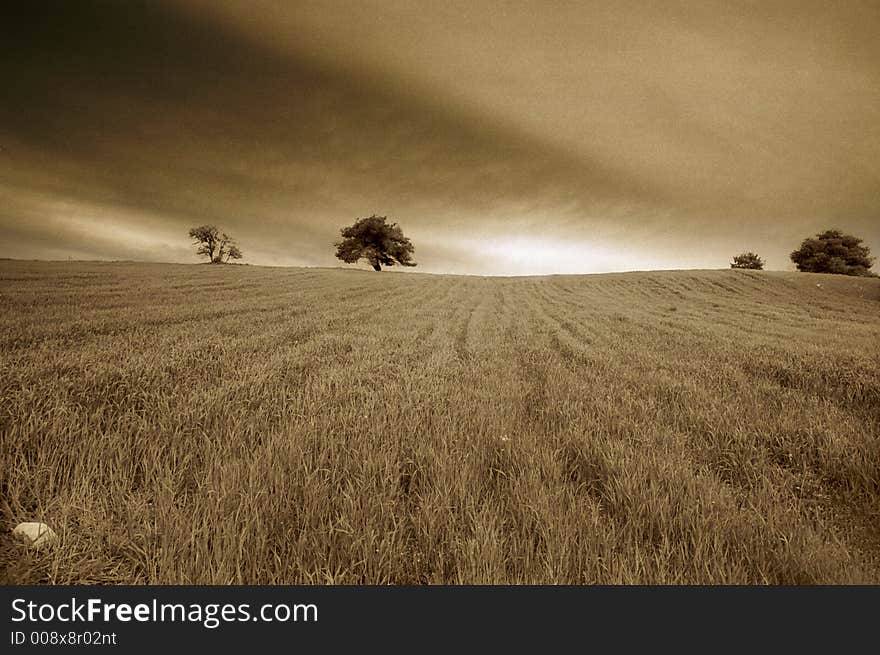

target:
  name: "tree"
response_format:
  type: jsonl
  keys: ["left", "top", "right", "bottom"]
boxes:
{"left": 188, "top": 225, "right": 243, "bottom": 263}
{"left": 730, "top": 252, "right": 764, "bottom": 270}
{"left": 334, "top": 215, "right": 416, "bottom": 271}
{"left": 790, "top": 229, "right": 875, "bottom": 276}
{"left": 225, "top": 244, "right": 243, "bottom": 262}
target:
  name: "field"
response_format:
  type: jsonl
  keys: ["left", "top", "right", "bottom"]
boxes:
{"left": 1, "top": 260, "right": 878, "bottom": 584}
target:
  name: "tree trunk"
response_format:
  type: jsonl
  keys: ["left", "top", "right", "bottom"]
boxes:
{"left": 372, "top": 263, "right": 381, "bottom": 271}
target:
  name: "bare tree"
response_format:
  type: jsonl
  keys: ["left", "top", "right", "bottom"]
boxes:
{"left": 225, "top": 244, "right": 243, "bottom": 262}
{"left": 189, "top": 225, "right": 243, "bottom": 263}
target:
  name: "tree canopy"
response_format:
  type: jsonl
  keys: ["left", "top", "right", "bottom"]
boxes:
{"left": 730, "top": 252, "right": 764, "bottom": 270}
{"left": 790, "top": 229, "right": 874, "bottom": 276}
{"left": 189, "top": 225, "right": 243, "bottom": 264}
{"left": 334, "top": 215, "right": 416, "bottom": 271}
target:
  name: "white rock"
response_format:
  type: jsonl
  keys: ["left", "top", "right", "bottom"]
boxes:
{"left": 13, "top": 522, "right": 58, "bottom": 549}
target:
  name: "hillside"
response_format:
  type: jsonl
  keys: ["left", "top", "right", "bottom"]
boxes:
{"left": 1, "top": 260, "right": 878, "bottom": 583}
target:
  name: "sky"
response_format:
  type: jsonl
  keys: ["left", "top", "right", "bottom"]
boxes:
{"left": 1, "top": 0, "right": 878, "bottom": 275}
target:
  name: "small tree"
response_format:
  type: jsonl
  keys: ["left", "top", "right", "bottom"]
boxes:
{"left": 730, "top": 252, "right": 764, "bottom": 270}
{"left": 790, "top": 229, "right": 874, "bottom": 276}
{"left": 189, "top": 225, "right": 243, "bottom": 263}
{"left": 334, "top": 215, "right": 416, "bottom": 271}
{"left": 225, "top": 244, "right": 243, "bottom": 262}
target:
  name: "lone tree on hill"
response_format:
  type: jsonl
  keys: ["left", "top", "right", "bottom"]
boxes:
{"left": 790, "top": 229, "right": 875, "bottom": 276}
{"left": 730, "top": 252, "right": 764, "bottom": 270}
{"left": 189, "top": 225, "right": 243, "bottom": 263}
{"left": 334, "top": 215, "right": 416, "bottom": 271}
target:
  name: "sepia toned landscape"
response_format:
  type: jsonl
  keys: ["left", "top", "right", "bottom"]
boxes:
{"left": 2, "top": 260, "right": 877, "bottom": 583}
{"left": 3, "top": 1, "right": 880, "bottom": 588}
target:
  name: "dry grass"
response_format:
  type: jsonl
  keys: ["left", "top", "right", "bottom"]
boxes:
{"left": 1, "top": 260, "right": 878, "bottom": 584}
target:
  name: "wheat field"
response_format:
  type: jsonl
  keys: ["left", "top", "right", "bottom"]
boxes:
{"left": 1, "top": 260, "right": 878, "bottom": 584}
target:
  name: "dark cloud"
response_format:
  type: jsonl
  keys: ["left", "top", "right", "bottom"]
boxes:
{"left": 1, "top": 1, "right": 877, "bottom": 273}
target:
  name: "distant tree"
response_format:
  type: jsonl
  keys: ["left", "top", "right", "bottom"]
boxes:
{"left": 189, "top": 225, "right": 243, "bottom": 263}
{"left": 225, "top": 244, "right": 243, "bottom": 262}
{"left": 334, "top": 215, "right": 416, "bottom": 271}
{"left": 730, "top": 252, "right": 764, "bottom": 270}
{"left": 790, "top": 229, "right": 875, "bottom": 276}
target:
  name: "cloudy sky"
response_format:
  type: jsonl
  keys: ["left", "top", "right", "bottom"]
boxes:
{"left": 2, "top": 1, "right": 878, "bottom": 275}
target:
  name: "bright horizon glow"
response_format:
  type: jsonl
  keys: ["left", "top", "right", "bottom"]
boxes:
{"left": 444, "top": 235, "right": 669, "bottom": 276}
